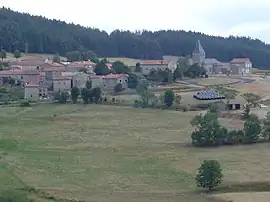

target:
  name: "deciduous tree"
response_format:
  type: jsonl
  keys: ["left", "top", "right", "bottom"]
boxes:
{"left": 0, "top": 49, "right": 6, "bottom": 61}
{"left": 196, "top": 160, "right": 223, "bottom": 190}
{"left": 71, "top": 87, "right": 80, "bottom": 103}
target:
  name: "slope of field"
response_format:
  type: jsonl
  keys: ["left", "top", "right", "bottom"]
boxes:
{"left": 1, "top": 104, "right": 270, "bottom": 201}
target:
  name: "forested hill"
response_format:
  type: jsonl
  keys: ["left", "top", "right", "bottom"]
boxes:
{"left": 1, "top": 7, "right": 270, "bottom": 68}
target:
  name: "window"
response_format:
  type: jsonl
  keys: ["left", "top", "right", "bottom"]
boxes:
{"left": 64, "top": 82, "right": 65, "bottom": 85}
{"left": 125, "top": 79, "right": 127, "bottom": 82}
{"left": 30, "top": 94, "right": 32, "bottom": 97}
{"left": 21, "top": 76, "right": 23, "bottom": 79}
{"left": 119, "top": 80, "right": 122, "bottom": 83}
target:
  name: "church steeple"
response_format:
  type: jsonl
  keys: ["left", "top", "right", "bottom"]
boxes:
{"left": 194, "top": 40, "right": 205, "bottom": 54}
{"left": 192, "top": 40, "right": 206, "bottom": 65}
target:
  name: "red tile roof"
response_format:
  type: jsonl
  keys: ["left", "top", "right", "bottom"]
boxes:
{"left": 0, "top": 70, "right": 40, "bottom": 76}
{"left": 39, "top": 63, "right": 66, "bottom": 72}
{"left": 91, "top": 73, "right": 129, "bottom": 79}
{"left": 231, "top": 58, "right": 251, "bottom": 63}
{"left": 141, "top": 60, "right": 169, "bottom": 65}
{"left": 67, "top": 61, "right": 95, "bottom": 68}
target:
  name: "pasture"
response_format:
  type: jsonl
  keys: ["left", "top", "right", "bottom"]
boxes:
{"left": 1, "top": 104, "right": 270, "bottom": 202}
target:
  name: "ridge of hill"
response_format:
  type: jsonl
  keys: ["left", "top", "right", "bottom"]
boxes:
{"left": 1, "top": 7, "right": 270, "bottom": 68}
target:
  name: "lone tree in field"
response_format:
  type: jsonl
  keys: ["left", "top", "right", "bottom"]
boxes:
{"left": 71, "top": 87, "right": 80, "bottom": 103}
{"left": 164, "top": 88, "right": 175, "bottom": 107}
{"left": 196, "top": 160, "right": 223, "bottom": 190}
{"left": 13, "top": 49, "right": 21, "bottom": 59}
{"left": 0, "top": 49, "right": 7, "bottom": 60}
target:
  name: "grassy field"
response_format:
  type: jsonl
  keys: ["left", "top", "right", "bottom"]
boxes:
{"left": 1, "top": 104, "right": 270, "bottom": 202}
{"left": 188, "top": 77, "right": 240, "bottom": 86}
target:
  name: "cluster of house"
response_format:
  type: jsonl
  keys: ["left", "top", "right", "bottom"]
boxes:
{"left": 0, "top": 42, "right": 252, "bottom": 101}
{"left": 134, "top": 40, "right": 252, "bottom": 77}
{"left": 0, "top": 56, "right": 129, "bottom": 101}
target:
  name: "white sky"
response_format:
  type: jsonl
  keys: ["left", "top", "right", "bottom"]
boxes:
{"left": 1, "top": 0, "right": 270, "bottom": 42}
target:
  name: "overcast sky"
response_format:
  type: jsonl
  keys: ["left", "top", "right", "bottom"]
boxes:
{"left": 2, "top": 0, "right": 270, "bottom": 43}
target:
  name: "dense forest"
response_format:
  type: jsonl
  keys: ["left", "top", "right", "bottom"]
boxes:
{"left": 1, "top": 7, "right": 270, "bottom": 68}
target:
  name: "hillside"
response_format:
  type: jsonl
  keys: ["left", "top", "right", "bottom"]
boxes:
{"left": 1, "top": 7, "right": 270, "bottom": 68}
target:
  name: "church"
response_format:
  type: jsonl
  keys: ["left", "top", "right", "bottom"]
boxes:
{"left": 191, "top": 40, "right": 251, "bottom": 76}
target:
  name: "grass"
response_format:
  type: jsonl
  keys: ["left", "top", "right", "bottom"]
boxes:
{"left": 0, "top": 104, "right": 270, "bottom": 201}
{"left": 188, "top": 77, "right": 240, "bottom": 86}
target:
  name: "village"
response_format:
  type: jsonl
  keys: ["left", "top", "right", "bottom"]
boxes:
{"left": 0, "top": 40, "right": 253, "bottom": 103}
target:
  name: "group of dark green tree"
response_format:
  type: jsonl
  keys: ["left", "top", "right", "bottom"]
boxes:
{"left": 54, "top": 81, "right": 103, "bottom": 104}
{"left": 190, "top": 103, "right": 270, "bottom": 147}
{"left": 2, "top": 7, "right": 270, "bottom": 68}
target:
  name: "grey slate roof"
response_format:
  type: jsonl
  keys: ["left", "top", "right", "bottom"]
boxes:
{"left": 204, "top": 58, "right": 220, "bottom": 65}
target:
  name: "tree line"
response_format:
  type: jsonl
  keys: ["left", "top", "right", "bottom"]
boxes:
{"left": 1, "top": 7, "right": 270, "bottom": 68}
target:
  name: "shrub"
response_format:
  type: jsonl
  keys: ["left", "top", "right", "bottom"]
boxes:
{"left": 226, "top": 130, "right": 245, "bottom": 145}
{"left": 20, "top": 100, "right": 30, "bottom": 107}
{"left": 243, "top": 114, "right": 261, "bottom": 144}
{"left": 196, "top": 160, "right": 223, "bottom": 190}
{"left": 133, "top": 99, "right": 141, "bottom": 108}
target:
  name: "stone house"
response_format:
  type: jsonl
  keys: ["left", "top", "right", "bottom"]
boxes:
{"left": 0, "top": 70, "right": 40, "bottom": 85}
{"left": 62, "top": 72, "right": 90, "bottom": 89}
{"left": 51, "top": 76, "right": 71, "bottom": 92}
{"left": 24, "top": 84, "right": 39, "bottom": 101}
{"left": 140, "top": 60, "right": 176, "bottom": 75}
{"left": 66, "top": 61, "right": 95, "bottom": 72}
{"left": 230, "top": 58, "right": 252, "bottom": 75}
{"left": 91, "top": 74, "right": 129, "bottom": 90}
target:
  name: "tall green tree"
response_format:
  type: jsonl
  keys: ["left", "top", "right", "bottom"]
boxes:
{"left": 263, "top": 112, "right": 270, "bottom": 140}
{"left": 134, "top": 62, "right": 141, "bottom": 72}
{"left": 196, "top": 160, "right": 223, "bottom": 190}
{"left": 244, "top": 114, "right": 261, "bottom": 143}
{"left": 53, "top": 53, "right": 61, "bottom": 63}
{"left": 190, "top": 111, "right": 227, "bottom": 147}
{"left": 94, "top": 60, "right": 110, "bottom": 75}
{"left": 13, "top": 49, "right": 21, "bottom": 59}
{"left": 71, "top": 87, "right": 80, "bottom": 103}
{"left": 164, "top": 88, "right": 175, "bottom": 107}
{"left": 0, "top": 49, "right": 7, "bottom": 61}
{"left": 112, "top": 61, "right": 130, "bottom": 74}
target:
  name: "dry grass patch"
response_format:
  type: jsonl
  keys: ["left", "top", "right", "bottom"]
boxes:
{"left": 213, "top": 192, "right": 270, "bottom": 202}
{"left": 0, "top": 104, "right": 270, "bottom": 201}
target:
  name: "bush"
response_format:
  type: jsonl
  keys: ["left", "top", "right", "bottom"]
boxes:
{"left": 20, "top": 100, "right": 30, "bottom": 107}
{"left": 196, "top": 160, "right": 223, "bottom": 190}
{"left": 243, "top": 114, "right": 261, "bottom": 144}
{"left": 181, "top": 105, "right": 190, "bottom": 112}
{"left": 190, "top": 111, "right": 227, "bottom": 147}
{"left": 133, "top": 99, "right": 141, "bottom": 108}
{"left": 226, "top": 130, "right": 245, "bottom": 145}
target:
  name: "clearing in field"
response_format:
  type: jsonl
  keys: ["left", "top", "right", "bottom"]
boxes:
{"left": 1, "top": 104, "right": 270, "bottom": 201}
